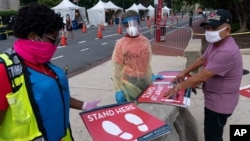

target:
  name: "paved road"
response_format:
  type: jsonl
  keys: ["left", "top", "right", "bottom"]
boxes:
{"left": 0, "top": 16, "right": 200, "bottom": 77}
{"left": 0, "top": 22, "right": 152, "bottom": 77}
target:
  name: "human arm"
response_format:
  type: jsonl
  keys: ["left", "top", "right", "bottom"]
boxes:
{"left": 111, "top": 41, "right": 127, "bottom": 103}
{"left": 164, "top": 68, "right": 215, "bottom": 98}
{"left": 111, "top": 42, "right": 124, "bottom": 91}
{"left": 70, "top": 97, "right": 83, "bottom": 110}
{"left": 172, "top": 56, "right": 205, "bottom": 83}
{"left": 163, "top": 48, "right": 236, "bottom": 98}
{"left": 70, "top": 97, "right": 101, "bottom": 111}
{"left": 112, "top": 63, "right": 124, "bottom": 91}
{"left": 0, "top": 63, "right": 11, "bottom": 125}
{"left": 70, "top": 19, "right": 73, "bottom": 28}
{"left": 146, "top": 39, "right": 163, "bottom": 82}
{"left": 112, "top": 62, "right": 128, "bottom": 103}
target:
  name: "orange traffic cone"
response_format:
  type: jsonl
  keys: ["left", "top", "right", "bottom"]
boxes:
{"left": 117, "top": 24, "right": 122, "bottom": 34}
{"left": 60, "top": 31, "right": 67, "bottom": 46}
{"left": 82, "top": 23, "right": 87, "bottom": 33}
{"left": 97, "top": 25, "right": 103, "bottom": 39}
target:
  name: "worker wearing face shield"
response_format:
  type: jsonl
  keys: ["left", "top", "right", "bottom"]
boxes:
{"left": 123, "top": 15, "right": 140, "bottom": 37}
{"left": 111, "top": 10, "right": 163, "bottom": 103}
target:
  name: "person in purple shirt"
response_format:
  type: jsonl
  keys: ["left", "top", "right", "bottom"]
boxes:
{"left": 164, "top": 9, "right": 243, "bottom": 141}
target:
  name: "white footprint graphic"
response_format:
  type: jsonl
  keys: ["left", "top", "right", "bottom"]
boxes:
{"left": 102, "top": 120, "right": 133, "bottom": 140}
{"left": 124, "top": 113, "right": 149, "bottom": 132}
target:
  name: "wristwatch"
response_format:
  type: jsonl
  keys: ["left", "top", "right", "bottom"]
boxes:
{"left": 173, "top": 85, "right": 179, "bottom": 92}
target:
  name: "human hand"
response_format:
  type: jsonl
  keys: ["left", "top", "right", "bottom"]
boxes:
{"left": 82, "top": 99, "right": 101, "bottom": 111}
{"left": 115, "top": 90, "right": 127, "bottom": 104}
{"left": 163, "top": 86, "right": 178, "bottom": 98}
{"left": 172, "top": 72, "right": 186, "bottom": 83}
{"left": 151, "top": 74, "right": 164, "bottom": 81}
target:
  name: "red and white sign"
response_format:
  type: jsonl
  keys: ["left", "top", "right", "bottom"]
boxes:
{"left": 137, "top": 71, "right": 191, "bottom": 107}
{"left": 240, "top": 85, "right": 250, "bottom": 98}
{"left": 79, "top": 103, "right": 171, "bottom": 141}
{"left": 137, "top": 84, "right": 190, "bottom": 107}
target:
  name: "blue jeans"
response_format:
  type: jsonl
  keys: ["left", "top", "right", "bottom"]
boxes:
{"left": 204, "top": 107, "right": 231, "bottom": 141}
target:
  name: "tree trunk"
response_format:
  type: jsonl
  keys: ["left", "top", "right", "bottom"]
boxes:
{"left": 228, "top": 0, "right": 250, "bottom": 32}
{"left": 239, "top": 16, "right": 248, "bottom": 32}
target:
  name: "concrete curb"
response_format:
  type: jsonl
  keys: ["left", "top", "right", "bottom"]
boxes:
{"left": 240, "top": 48, "right": 250, "bottom": 55}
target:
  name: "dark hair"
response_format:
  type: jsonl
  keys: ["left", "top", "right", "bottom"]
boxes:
{"left": 13, "top": 3, "right": 64, "bottom": 38}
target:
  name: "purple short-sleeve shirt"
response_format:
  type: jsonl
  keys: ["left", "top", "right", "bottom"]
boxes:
{"left": 202, "top": 36, "right": 243, "bottom": 114}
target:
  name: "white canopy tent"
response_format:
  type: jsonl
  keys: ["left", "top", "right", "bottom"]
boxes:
{"left": 137, "top": 3, "right": 147, "bottom": 10}
{"left": 162, "top": 6, "right": 171, "bottom": 16}
{"left": 106, "top": 1, "right": 122, "bottom": 10}
{"left": 146, "top": 5, "right": 155, "bottom": 18}
{"left": 52, "top": 0, "right": 87, "bottom": 24}
{"left": 125, "top": 3, "right": 139, "bottom": 13}
{"left": 125, "top": 3, "right": 148, "bottom": 20}
{"left": 87, "top": 0, "right": 122, "bottom": 26}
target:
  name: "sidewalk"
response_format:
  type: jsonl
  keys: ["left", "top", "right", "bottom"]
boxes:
{"left": 68, "top": 54, "right": 250, "bottom": 141}
{"left": 68, "top": 55, "right": 187, "bottom": 141}
{"left": 68, "top": 19, "right": 250, "bottom": 141}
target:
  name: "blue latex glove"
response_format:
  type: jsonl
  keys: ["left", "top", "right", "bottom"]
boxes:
{"left": 115, "top": 90, "right": 127, "bottom": 104}
{"left": 151, "top": 74, "right": 164, "bottom": 81}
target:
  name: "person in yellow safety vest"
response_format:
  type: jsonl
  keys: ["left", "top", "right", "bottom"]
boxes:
{"left": 0, "top": 3, "right": 101, "bottom": 140}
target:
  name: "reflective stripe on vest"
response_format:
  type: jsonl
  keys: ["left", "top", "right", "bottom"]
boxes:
{"left": 0, "top": 49, "right": 73, "bottom": 141}
{"left": 0, "top": 53, "right": 42, "bottom": 140}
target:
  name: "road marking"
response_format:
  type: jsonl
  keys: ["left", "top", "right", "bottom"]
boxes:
{"left": 78, "top": 41, "right": 86, "bottom": 44}
{"left": 102, "top": 42, "right": 108, "bottom": 45}
{"left": 95, "top": 33, "right": 119, "bottom": 39}
{"left": 104, "top": 34, "right": 119, "bottom": 38}
{"left": 140, "top": 30, "right": 151, "bottom": 34}
{"left": 52, "top": 55, "right": 63, "bottom": 60}
{"left": 93, "top": 26, "right": 151, "bottom": 40}
{"left": 58, "top": 46, "right": 67, "bottom": 48}
{"left": 140, "top": 27, "right": 148, "bottom": 30}
{"left": 81, "top": 48, "right": 89, "bottom": 51}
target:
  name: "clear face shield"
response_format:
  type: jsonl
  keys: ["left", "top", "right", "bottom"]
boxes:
{"left": 124, "top": 16, "right": 140, "bottom": 37}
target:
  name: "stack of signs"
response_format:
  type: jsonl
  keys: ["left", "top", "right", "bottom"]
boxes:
{"left": 79, "top": 102, "right": 171, "bottom": 141}
{"left": 137, "top": 71, "right": 191, "bottom": 107}
{"left": 240, "top": 84, "right": 250, "bottom": 98}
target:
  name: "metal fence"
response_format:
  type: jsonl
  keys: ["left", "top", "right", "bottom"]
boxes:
{"left": 150, "top": 25, "right": 193, "bottom": 51}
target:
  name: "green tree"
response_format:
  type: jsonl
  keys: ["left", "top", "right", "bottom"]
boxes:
{"left": 20, "top": 0, "right": 38, "bottom": 6}
{"left": 227, "top": 0, "right": 250, "bottom": 32}
{"left": 37, "top": 0, "right": 61, "bottom": 7}
{"left": 173, "top": 0, "right": 250, "bottom": 31}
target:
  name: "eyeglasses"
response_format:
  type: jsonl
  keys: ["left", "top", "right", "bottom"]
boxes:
{"left": 43, "top": 34, "right": 61, "bottom": 45}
